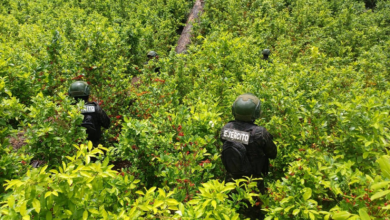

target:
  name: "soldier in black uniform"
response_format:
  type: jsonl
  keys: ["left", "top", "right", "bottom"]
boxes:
{"left": 220, "top": 93, "right": 277, "bottom": 220}
{"left": 262, "top": 49, "right": 273, "bottom": 63}
{"left": 68, "top": 81, "right": 110, "bottom": 147}
{"left": 144, "top": 51, "right": 160, "bottom": 73}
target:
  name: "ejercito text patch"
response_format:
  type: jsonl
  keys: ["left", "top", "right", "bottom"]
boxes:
{"left": 222, "top": 128, "right": 250, "bottom": 145}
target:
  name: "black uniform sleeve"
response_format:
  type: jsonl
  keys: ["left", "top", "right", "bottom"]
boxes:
{"left": 255, "top": 127, "right": 277, "bottom": 159}
{"left": 99, "top": 109, "right": 111, "bottom": 129}
{"left": 94, "top": 103, "right": 111, "bottom": 129}
{"left": 263, "top": 130, "right": 277, "bottom": 159}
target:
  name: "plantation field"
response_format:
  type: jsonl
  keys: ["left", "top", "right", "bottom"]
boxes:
{"left": 1, "top": 0, "right": 390, "bottom": 219}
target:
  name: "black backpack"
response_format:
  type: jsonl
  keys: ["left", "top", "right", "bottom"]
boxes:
{"left": 221, "top": 126, "right": 254, "bottom": 175}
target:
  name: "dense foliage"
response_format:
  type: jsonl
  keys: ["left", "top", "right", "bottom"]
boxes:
{"left": 1, "top": 0, "right": 390, "bottom": 219}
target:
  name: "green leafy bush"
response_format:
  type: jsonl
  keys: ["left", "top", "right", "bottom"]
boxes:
{"left": 1, "top": 142, "right": 259, "bottom": 219}
{"left": 2, "top": 0, "right": 390, "bottom": 218}
{"left": 23, "top": 93, "right": 86, "bottom": 165}
{"left": 0, "top": 77, "right": 32, "bottom": 194}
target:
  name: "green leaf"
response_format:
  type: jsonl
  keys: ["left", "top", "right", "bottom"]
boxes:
{"left": 303, "top": 188, "right": 312, "bottom": 200}
{"left": 32, "top": 198, "right": 41, "bottom": 213}
{"left": 324, "top": 214, "right": 330, "bottom": 220}
{"left": 158, "top": 188, "right": 166, "bottom": 197}
{"left": 280, "top": 197, "right": 291, "bottom": 204}
{"left": 179, "top": 203, "right": 185, "bottom": 217}
{"left": 211, "top": 200, "right": 217, "bottom": 209}
{"left": 147, "top": 187, "right": 156, "bottom": 195}
{"left": 138, "top": 205, "right": 150, "bottom": 211}
{"left": 222, "top": 213, "right": 230, "bottom": 220}
{"left": 83, "top": 210, "right": 88, "bottom": 220}
{"left": 187, "top": 199, "right": 200, "bottom": 205}
{"left": 284, "top": 205, "right": 294, "bottom": 213}
{"left": 371, "top": 181, "right": 390, "bottom": 190}
{"left": 221, "top": 185, "right": 235, "bottom": 193}
{"left": 135, "top": 190, "right": 144, "bottom": 195}
{"left": 273, "top": 207, "right": 283, "bottom": 212}
{"left": 359, "top": 208, "right": 370, "bottom": 220}
{"left": 231, "top": 214, "right": 240, "bottom": 220}
{"left": 102, "top": 156, "right": 109, "bottom": 167}
{"left": 377, "top": 156, "right": 390, "bottom": 179}
{"left": 382, "top": 205, "right": 390, "bottom": 210}
{"left": 52, "top": 191, "right": 58, "bottom": 197}
{"left": 332, "top": 211, "right": 351, "bottom": 220}
{"left": 153, "top": 200, "right": 164, "bottom": 208}
{"left": 101, "top": 208, "right": 108, "bottom": 220}
{"left": 45, "top": 192, "right": 52, "bottom": 198}
{"left": 195, "top": 207, "right": 204, "bottom": 218}
{"left": 46, "top": 212, "right": 52, "bottom": 220}
{"left": 80, "top": 171, "right": 92, "bottom": 178}
{"left": 166, "top": 199, "right": 179, "bottom": 206}
{"left": 293, "top": 209, "right": 300, "bottom": 216}
{"left": 40, "top": 165, "right": 48, "bottom": 174}
{"left": 7, "top": 195, "right": 14, "bottom": 208}
{"left": 309, "top": 212, "right": 315, "bottom": 220}
{"left": 365, "top": 141, "right": 374, "bottom": 147}
{"left": 371, "top": 190, "right": 390, "bottom": 200}
{"left": 128, "top": 206, "right": 137, "bottom": 216}
{"left": 88, "top": 141, "right": 93, "bottom": 151}
{"left": 19, "top": 201, "right": 27, "bottom": 216}
{"left": 88, "top": 209, "right": 99, "bottom": 214}
{"left": 5, "top": 179, "right": 23, "bottom": 190}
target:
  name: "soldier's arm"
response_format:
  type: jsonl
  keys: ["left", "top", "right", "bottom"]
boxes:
{"left": 263, "top": 130, "right": 277, "bottom": 159}
{"left": 95, "top": 103, "right": 111, "bottom": 129}
{"left": 100, "top": 109, "right": 111, "bottom": 129}
{"left": 255, "top": 127, "right": 277, "bottom": 159}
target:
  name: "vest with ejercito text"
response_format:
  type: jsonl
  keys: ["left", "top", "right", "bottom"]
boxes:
{"left": 220, "top": 120, "right": 277, "bottom": 176}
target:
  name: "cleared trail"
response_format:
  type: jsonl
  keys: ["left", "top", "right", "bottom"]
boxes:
{"left": 175, "top": 0, "right": 205, "bottom": 54}
{"left": 132, "top": 0, "right": 205, "bottom": 86}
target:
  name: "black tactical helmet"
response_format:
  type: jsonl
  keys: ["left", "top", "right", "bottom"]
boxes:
{"left": 232, "top": 93, "right": 261, "bottom": 122}
{"left": 262, "top": 49, "right": 271, "bottom": 56}
{"left": 68, "top": 81, "right": 90, "bottom": 97}
{"left": 147, "top": 51, "right": 158, "bottom": 58}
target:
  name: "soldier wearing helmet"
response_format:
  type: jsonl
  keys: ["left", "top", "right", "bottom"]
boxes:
{"left": 262, "top": 49, "right": 273, "bottom": 63}
{"left": 68, "top": 81, "right": 110, "bottom": 147}
{"left": 147, "top": 51, "right": 158, "bottom": 60}
{"left": 220, "top": 93, "right": 277, "bottom": 220}
{"left": 144, "top": 51, "right": 160, "bottom": 73}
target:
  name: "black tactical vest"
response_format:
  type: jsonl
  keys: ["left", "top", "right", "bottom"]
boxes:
{"left": 221, "top": 121, "right": 276, "bottom": 176}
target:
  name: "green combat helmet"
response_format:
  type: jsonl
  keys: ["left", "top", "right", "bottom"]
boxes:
{"left": 147, "top": 51, "right": 158, "bottom": 59}
{"left": 261, "top": 49, "right": 273, "bottom": 63}
{"left": 232, "top": 93, "right": 261, "bottom": 122}
{"left": 262, "top": 49, "right": 271, "bottom": 56}
{"left": 68, "top": 81, "right": 90, "bottom": 97}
